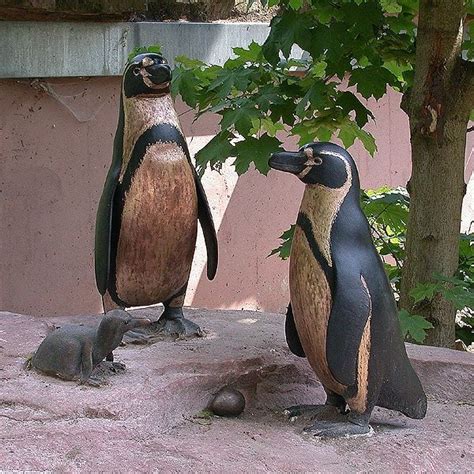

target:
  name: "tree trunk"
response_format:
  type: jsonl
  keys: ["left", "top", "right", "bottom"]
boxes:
{"left": 399, "top": 0, "right": 472, "bottom": 347}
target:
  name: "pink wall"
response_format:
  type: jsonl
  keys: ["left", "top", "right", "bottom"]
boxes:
{"left": 1, "top": 77, "right": 472, "bottom": 316}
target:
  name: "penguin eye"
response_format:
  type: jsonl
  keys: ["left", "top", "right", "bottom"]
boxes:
{"left": 133, "top": 67, "right": 141, "bottom": 76}
{"left": 314, "top": 156, "right": 323, "bottom": 166}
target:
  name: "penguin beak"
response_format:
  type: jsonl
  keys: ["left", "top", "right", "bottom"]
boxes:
{"left": 269, "top": 150, "right": 308, "bottom": 175}
{"left": 142, "top": 61, "right": 172, "bottom": 86}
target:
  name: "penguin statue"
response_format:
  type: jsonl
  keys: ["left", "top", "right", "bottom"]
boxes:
{"left": 269, "top": 142, "right": 427, "bottom": 438}
{"left": 95, "top": 53, "right": 218, "bottom": 340}
{"left": 31, "top": 310, "right": 151, "bottom": 385}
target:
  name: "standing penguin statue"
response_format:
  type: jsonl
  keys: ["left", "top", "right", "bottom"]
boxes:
{"left": 269, "top": 142, "right": 427, "bottom": 438}
{"left": 95, "top": 53, "right": 218, "bottom": 340}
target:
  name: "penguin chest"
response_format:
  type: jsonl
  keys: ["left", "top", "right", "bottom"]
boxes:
{"left": 289, "top": 226, "right": 345, "bottom": 394}
{"left": 114, "top": 142, "right": 198, "bottom": 306}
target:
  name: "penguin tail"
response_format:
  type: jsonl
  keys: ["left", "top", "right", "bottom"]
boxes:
{"left": 377, "top": 351, "right": 427, "bottom": 419}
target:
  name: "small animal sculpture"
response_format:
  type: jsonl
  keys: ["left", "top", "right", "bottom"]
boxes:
{"left": 95, "top": 53, "right": 218, "bottom": 341}
{"left": 269, "top": 142, "right": 427, "bottom": 438}
{"left": 31, "top": 310, "right": 150, "bottom": 385}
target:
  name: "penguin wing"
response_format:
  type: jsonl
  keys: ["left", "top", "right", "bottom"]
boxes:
{"left": 285, "top": 304, "right": 306, "bottom": 357}
{"left": 95, "top": 104, "right": 124, "bottom": 296}
{"left": 193, "top": 170, "right": 218, "bottom": 279}
{"left": 94, "top": 165, "right": 120, "bottom": 295}
{"left": 326, "top": 270, "right": 371, "bottom": 386}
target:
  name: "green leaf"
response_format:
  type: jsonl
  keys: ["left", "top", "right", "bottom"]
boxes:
{"left": 195, "top": 132, "right": 234, "bottom": 174}
{"left": 336, "top": 91, "right": 374, "bottom": 127}
{"left": 380, "top": 0, "right": 403, "bottom": 14}
{"left": 295, "top": 81, "right": 330, "bottom": 117}
{"left": 292, "top": 119, "right": 336, "bottom": 146}
{"left": 269, "top": 225, "right": 295, "bottom": 259}
{"left": 171, "top": 68, "right": 203, "bottom": 108}
{"left": 289, "top": 0, "right": 303, "bottom": 9}
{"left": 127, "top": 44, "right": 163, "bottom": 62}
{"left": 175, "top": 56, "right": 206, "bottom": 69}
{"left": 229, "top": 41, "right": 263, "bottom": 66}
{"left": 312, "top": 60, "right": 328, "bottom": 78}
{"left": 262, "top": 10, "right": 311, "bottom": 62}
{"left": 338, "top": 122, "right": 358, "bottom": 148}
{"left": 399, "top": 310, "right": 434, "bottom": 343}
{"left": 355, "top": 128, "right": 377, "bottom": 156}
{"left": 252, "top": 117, "right": 285, "bottom": 137}
{"left": 220, "top": 107, "right": 260, "bottom": 135}
{"left": 233, "top": 135, "right": 282, "bottom": 175}
{"left": 409, "top": 282, "right": 439, "bottom": 303}
{"left": 349, "top": 66, "right": 398, "bottom": 99}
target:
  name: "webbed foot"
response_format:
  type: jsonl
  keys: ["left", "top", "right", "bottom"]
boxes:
{"left": 108, "top": 361, "right": 126, "bottom": 373}
{"left": 82, "top": 376, "right": 104, "bottom": 388}
{"left": 81, "top": 361, "right": 127, "bottom": 386}
{"left": 303, "top": 411, "right": 373, "bottom": 439}
{"left": 124, "top": 307, "right": 203, "bottom": 344}
{"left": 284, "top": 404, "right": 345, "bottom": 422}
{"left": 303, "top": 419, "right": 373, "bottom": 438}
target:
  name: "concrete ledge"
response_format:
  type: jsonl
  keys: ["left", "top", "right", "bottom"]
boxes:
{"left": 0, "top": 308, "right": 473, "bottom": 471}
{"left": 0, "top": 21, "right": 270, "bottom": 78}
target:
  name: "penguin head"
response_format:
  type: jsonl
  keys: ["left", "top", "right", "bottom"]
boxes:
{"left": 269, "top": 142, "right": 356, "bottom": 189}
{"left": 123, "top": 53, "right": 172, "bottom": 98}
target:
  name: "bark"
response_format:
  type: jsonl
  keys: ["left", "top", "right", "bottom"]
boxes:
{"left": 400, "top": 0, "right": 472, "bottom": 347}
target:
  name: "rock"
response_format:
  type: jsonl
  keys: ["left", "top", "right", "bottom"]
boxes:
{"left": 209, "top": 387, "right": 245, "bottom": 417}
{"left": 0, "top": 308, "right": 473, "bottom": 471}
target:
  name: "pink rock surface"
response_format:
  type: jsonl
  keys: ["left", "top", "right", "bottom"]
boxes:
{"left": 1, "top": 308, "right": 473, "bottom": 472}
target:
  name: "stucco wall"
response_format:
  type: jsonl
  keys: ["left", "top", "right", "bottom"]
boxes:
{"left": 1, "top": 77, "right": 473, "bottom": 316}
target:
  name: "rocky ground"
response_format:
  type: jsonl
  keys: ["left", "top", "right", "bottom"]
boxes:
{"left": 1, "top": 308, "right": 473, "bottom": 472}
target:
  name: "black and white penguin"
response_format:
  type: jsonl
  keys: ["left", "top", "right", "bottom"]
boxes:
{"left": 95, "top": 53, "right": 218, "bottom": 339}
{"left": 269, "top": 142, "right": 427, "bottom": 438}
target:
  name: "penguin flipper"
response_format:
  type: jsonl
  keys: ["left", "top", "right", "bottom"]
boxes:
{"left": 95, "top": 165, "right": 120, "bottom": 296}
{"left": 194, "top": 172, "right": 218, "bottom": 280}
{"left": 95, "top": 103, "right": 124, "bottom": 296}
{"left": 285, "top": 304, "right": 306, "bottom": 357}
{"left": 326, "top": 272, "right": 371, "bottom": 387}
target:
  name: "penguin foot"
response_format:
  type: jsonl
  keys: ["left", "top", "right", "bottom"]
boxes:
{"left": 124, "top": 316, "right": 203, "bottom": 343}
{"left": 303, "top": 419, "right": 373, "bottom": 439}
{"left": 107, "top": 361, "right": 126, "bottom": 373}
{"left": 154, "top": 315, "right": 203, "bottom": 339}
{"left": 83, "top": 376, "right": 105, "bottom": 388}
{"left": 284, "top": 404, "right": 345, "bottom": 422}
{"left": 83, "top": 361, "right": 127, "bottom": 386}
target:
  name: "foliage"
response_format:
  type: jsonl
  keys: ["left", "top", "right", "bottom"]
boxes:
{"left": 170, "top": 0, "right": 473, "bottom": 176}
{"left": 361, "top": 186, "right": 409, "bottom": 293}
{"left": 128, "top": 44, "right": 163, "bottom": 62}
{"left": 271, "top": 187, "right": 474, "bottom": 345}
{"left": 269, "top": 225, "right": 295, "bottom": 259}
{"left": 398, "top": 310, "right": 434, "bottom": 343}
{"left": 131, "top": 6, "right": 473, "bottom": 166}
